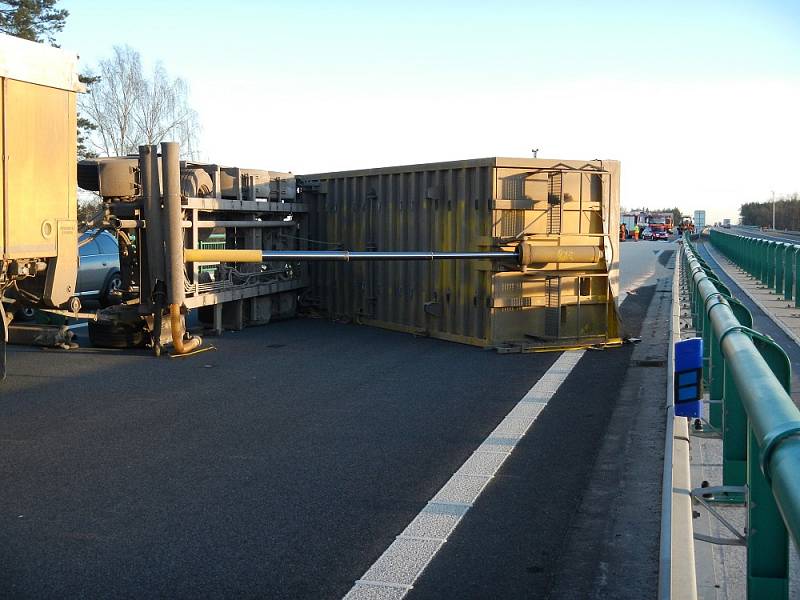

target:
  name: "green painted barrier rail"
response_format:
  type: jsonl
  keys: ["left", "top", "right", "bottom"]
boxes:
{"left": 682, "top": 235, "right": 800, "bottom": 598}
{"left": 709, "top": 229, "right": 800, "bottom": 308}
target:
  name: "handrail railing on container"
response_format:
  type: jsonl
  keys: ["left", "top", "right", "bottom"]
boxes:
{"left": 683, "top": 234, "right": 800, "bottom": 599}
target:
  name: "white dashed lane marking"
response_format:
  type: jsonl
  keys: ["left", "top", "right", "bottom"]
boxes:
{"left": 343, "top": 349, "right": 586, "bottom": 600}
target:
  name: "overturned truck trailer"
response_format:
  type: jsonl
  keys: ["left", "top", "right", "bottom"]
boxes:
{"left": 299, "top": 158, "right": 621, "bottom": 350}
{"left": 0, "top": 34, "right": 621, "bottom": 374}
{"left": 78, "top": 144, "right": 307, "bottom": 351}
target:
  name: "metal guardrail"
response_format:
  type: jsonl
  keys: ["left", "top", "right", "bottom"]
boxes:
{"left": 710, "top": 228, "right": 800, "bottom": 309}
{"left": 683, "top": 234, "right": 800, "bottom": 598}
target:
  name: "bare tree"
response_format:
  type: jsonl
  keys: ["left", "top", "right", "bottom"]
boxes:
{"left": 80, "top": 45, "right": 200, "bottom": 158}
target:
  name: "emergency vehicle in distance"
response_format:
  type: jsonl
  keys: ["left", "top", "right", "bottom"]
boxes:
{"left": 619, "top": 211, "right": 675, "bottom": 240}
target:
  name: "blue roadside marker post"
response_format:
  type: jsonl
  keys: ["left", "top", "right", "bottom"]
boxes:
{"left": 675, "top": 337, "right": 703, "bottom": 418}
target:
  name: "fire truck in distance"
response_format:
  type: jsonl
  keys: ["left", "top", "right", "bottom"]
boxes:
{"left": 619, "top": 211, "right": 674, "bottom": 240}
{"left": 646, "top": 212, "right": 674, "bottom": 233}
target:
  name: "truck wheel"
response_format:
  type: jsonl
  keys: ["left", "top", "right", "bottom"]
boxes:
{"left": 88, "top": 319, "right": 146, "bottom": 349}
{"left": 100, "top": 271, "right": 123, "bottom": 307}
{"left": 14, "top": 307, "right": 36, "bottom": 322}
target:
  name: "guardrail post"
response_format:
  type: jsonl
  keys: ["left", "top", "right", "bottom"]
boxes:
{"left": 739, "top": 236, "right": 755, "bottom": 277}
{"left": 748, "top": 337, "right": 791, "bottom": 599}
{"left": 736, "top": 234, "right": 744, "bottom": 273}
{"left": 689, "top": 265, "right": 697, "bottom": 323}
{"left": 761, "top": 240, "right": 772, "bottom": 287}
{"left": 722, "top": 362, "right": 747, "bottom": 486}
{"left": 752, "top": 237, "right": 760, "bottom": 278}
{"left": 775, "top": 244, "right": 786, "bottom": 296}
{"left": 695, "top": 264, "right": 714, "bottom": 384}
{"left": 795, "top": 247, "right": 800, "bottom": 309}
{"left": 691, "top": 267, "right": 702, "bottom": 333}
{"left": 766, "top": 241, "right": 776, "bottom": 289}
{"left": 783, "top": 245, "right": 795, "bottom": 302}
{"left": 739, "top": 235, "right": 746, "bottom": 267}
{"left": 708, "top": 287, "right": 739, "bottom": 431}
{"left": 709, "top": 319, "right": 723, "bottom": 428}
{"left": 721, "top": 300, "right": 752, "bottom": 486}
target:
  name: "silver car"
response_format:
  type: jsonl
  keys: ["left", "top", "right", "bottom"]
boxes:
{"left": 77, "top": 230, "right": 121, "bottom": 306}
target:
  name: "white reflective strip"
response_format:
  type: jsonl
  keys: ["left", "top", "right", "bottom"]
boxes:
{"left": 343, "top": 350, "right": 585, "bottom": 599}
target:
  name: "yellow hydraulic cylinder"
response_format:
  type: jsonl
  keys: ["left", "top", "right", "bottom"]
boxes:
{"left": 184, "top": 249, "right": 263, "bottom": 263}
{"left": 184, "top": 246, "right": 602, "bottom": 267}
{"left": 518, "top": 244, "right": 601, "bottom": 266}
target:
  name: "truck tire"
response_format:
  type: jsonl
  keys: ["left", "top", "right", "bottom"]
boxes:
{"left": 100, "top": 271, "right": 123, "bottom": 307}
{"left": 88, "top": 319, "right": 146, "bottom": 349}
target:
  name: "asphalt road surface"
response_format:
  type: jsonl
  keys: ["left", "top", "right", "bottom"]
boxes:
{"left": 618, "top": 238, "right": 677, "bottom": 302}
{"left": 0, "top": 243, "right": 671, "bottom": 599}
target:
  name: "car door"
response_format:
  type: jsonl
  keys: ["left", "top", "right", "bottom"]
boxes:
{"left": 96, "top": 233, "right": 120, "bottom": 274}
{"left": 77, "top": 238, "right": 105, "bottom": 296}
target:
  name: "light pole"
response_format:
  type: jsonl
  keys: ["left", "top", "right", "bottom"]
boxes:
{"left": 772, "top": 190, "right": 776, "bottom": 230}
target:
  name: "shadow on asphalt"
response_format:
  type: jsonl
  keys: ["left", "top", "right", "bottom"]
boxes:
{"left": 409, "top": 285, "right": 657, "bottom": 600}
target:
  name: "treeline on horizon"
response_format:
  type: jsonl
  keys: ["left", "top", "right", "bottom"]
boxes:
{"left": 741, "top": 194, "right": 800, "bottom": 229}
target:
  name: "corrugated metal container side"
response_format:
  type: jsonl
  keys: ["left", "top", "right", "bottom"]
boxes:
{"left": 1, "top": 34, "right": 81, "bottom": 260}
{"left": 299, "top": 157, "right": 620, "bottom": 349}
{"left": 0, "top": 33, "right": 82, "bottom": 307}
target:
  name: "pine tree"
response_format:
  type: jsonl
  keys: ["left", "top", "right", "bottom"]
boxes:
{"left": 0, "top": 1, "right": 68, "bottom": 45}
{"left": 0, "top": 3, "right": 97, "bottom": 163}
{"left": 77, "top": 73, "right": 100, "bottom": 159}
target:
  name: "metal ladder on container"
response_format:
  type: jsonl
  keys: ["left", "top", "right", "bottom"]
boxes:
{"left": 547, "top": 172, "right": 563, "bottom": 235}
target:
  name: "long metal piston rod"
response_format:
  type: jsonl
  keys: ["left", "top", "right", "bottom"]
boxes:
{"left": 190, "top": 250, "right": 512, "bottom": 262}
{"left": 184, "top": 244, "right": 601, "bottom": 266}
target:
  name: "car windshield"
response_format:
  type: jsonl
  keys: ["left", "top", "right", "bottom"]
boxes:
{"left": 79, "top": 231, "right": 118, "bottom": 256}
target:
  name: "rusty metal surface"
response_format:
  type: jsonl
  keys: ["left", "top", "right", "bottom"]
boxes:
{"left": 299, "top": 157, "right": 620, "bottom": 348}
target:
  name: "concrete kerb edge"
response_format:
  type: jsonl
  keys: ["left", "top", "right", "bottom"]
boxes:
{"left": 658, "top": 243, "right": 698, "bottom": 600}
{"left": 658, "top": 249, "right": 678, "bottom": 600}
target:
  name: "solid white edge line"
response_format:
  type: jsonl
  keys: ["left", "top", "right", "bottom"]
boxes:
{"left": 343, "top": 349, "right": 586, "bottom": 599}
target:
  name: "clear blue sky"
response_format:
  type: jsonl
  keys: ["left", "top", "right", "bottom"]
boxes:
{"left": 58, "top": 1, "right": 800, "bottom": 222}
